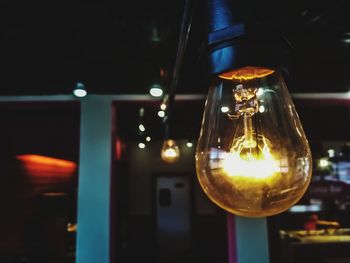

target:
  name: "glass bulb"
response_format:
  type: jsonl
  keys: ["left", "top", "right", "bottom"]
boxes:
{"left": 161, "top": 139, "right": 180, "bottom": 163}
{"left": 196, "top": 66, "right": 312, "bottom": 217}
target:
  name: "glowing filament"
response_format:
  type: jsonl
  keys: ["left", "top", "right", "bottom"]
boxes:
{"left": 161, "top": 139, "right": 180, "bottom": 163}
{"left": 222, "top": 136, "right": 280, "bottom": 180}
{"left": 164, "top": 148, "right": 177, "bottom": 158}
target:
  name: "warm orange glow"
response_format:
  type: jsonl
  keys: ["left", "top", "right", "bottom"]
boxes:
{"left": 115, "top": 136, "right": 123, "bottom": 161}
{"left": 161, "top": 139, "right": 180, "bottom": 163}
{"left": 17, "top": 154, "right": 77, "bottom": 178}
{"left": 67, "top": 222, "right": 77, "bottom": 232}
{"left": 222, "top": 136, "right": 280, "bottom": 182}
{"left": 219, "top": 66, "right": 274, "bottom": 81}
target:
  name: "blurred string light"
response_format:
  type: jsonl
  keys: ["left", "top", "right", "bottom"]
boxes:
{"left": 259, "top": 105, "right": 265, "bottom": 113}
{"left": 139, "top": 108, "right": 145, "bottom": 117}
{"left": 158, "top": 110, "right": 165, "bottom": 118}
{"left": 220, "top": 106, "right": 229, "bottom": 113}
{"left": 138, "top": 124, "right": 146, "bottom": 132}
{"left": 160, "top": 94, "right": 169, "bottom": 111}
{"left": 138, "top": 108, "right": 147, "bottom": 150}
{"left": 256, "top": 87, "right": 264, "bottom": 96}
{"left": 328, "top": 149, "right": 335, "bottom": 158}
{"left": 138, "top": 142, "right": 146, "bottom": 149}
{"left": 160, "top": 103, "right": 167, "bottom": 111}
{"left": 319, "top": 158, "right": 329, "bottom": 168}
{"left": 186, "top": 141, "right": 193, "bottom": 148}
{"left": 146, "top": 136, "right": 151, "bottom": 142}
{"left": 138, "top": 108, "right": 145, "bottom": 134}
{"left": 73, "top": 82, "right": 87, "bottom": 98}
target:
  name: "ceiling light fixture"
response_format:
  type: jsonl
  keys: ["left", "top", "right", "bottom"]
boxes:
{"left": 149, "top": 84, "right": 163, "bottom": 97}
{"left": 327, "top": 149, "right": 335, "bottom": 158}
{"left": 73, "top": 82, "right": 87, "bottom": 98}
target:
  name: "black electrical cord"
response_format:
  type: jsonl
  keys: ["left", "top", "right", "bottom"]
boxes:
{"left": 163, "top": 0, "right": 195, "bottom": 140}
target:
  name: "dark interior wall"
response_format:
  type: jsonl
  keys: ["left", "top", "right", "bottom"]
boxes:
{"left": 0, "top": 102, "right": 80, "bottom": 161}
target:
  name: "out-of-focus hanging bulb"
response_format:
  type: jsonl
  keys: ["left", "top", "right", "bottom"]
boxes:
{"left": 160, "top": 103, "right": 167, "bottom": 111}
{"left": 161, "top": 139, "right": 180, "bottom": 163}
{"left": 196, "top": 66, "right": 312, "bottom": 217}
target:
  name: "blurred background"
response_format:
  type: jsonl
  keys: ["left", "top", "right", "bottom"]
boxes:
{"left": 0, "top": 0, "right": 349, "bottom": 263}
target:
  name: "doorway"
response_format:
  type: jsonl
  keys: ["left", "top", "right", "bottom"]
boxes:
{"left": 155, "top": 174, "right": 191, "bottom": 263}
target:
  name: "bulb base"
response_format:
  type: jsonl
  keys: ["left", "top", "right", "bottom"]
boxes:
{"left": 205, "top": 0, "right": 291, "bottom": 75}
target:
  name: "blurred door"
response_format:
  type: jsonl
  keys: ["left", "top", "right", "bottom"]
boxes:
{"left": 155, "top": 175, "right": 191, "bottom": 263}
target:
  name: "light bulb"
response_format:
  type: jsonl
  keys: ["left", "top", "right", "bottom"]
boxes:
{"left": 161, "top": 139, "right": 180, "bottom": 163}
{"left": 196, "top": 66, "right": 312, "bottom": 217}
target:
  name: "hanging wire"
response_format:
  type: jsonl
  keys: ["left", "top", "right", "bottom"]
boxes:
{"left": 163, "top": 0, "right": 195, "bottom": 140}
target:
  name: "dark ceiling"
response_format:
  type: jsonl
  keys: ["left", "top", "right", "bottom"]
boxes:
{"left": 0, "top": 0, "right": 350, "bottom": 95}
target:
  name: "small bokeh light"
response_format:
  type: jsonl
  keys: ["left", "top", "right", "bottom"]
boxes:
{"left": 139, "top": 124, "right": 146, "bottom": 132}
{"left": 138, "top": 142, "right": 146, "bottom": 149}
{"left": 160, "top": 103, "right": 167, "bottom": 110}
{"left": 220, "top": 106, "right": 229, "bottom": 113}
{"left": 327, "top": 149, "right": 335, "bottom": 158}
{"left": 256, "top": 88, "right": 264, "bottom": 96}
{"left": 186, "top": 142, "right": 193, "bottom": 148}
{"left": 319, "top": 158, "right": 329, "bottom": 168}
{"left": 158, "top": 110, "right": 165, "bottom": 118}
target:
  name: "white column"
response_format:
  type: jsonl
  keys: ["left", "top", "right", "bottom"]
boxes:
{"left": 235, "top": 216, "right": 269, "bottom": 263}
{"left": 76, "top": 97, "right": 113, "bottom": 263}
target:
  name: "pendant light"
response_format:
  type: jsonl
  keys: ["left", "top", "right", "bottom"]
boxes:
{"left": 195, "top": 0, "right": 312, "bottom": 217}
{"left": 158, "top": 0, "right": 193, "bottom": 164}
{"left": 161, "top": 139, "right": 180, "bottom": 163}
